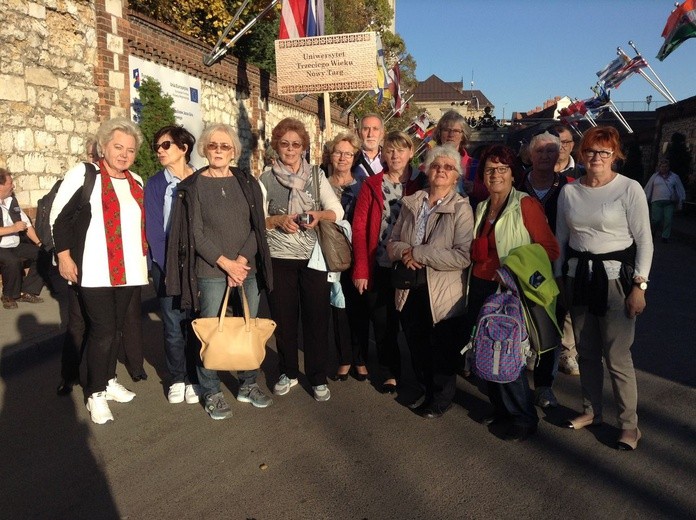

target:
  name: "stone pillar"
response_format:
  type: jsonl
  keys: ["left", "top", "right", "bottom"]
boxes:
{"left": 95, "top": 0, "right": 131, "bottom": 120}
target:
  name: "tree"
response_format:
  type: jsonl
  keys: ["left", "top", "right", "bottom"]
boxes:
{"left": 131, "top": 77, "right": 176, "bottom": 181}
{"left": 666, "top": 132, "right": 693, "bottom": 185}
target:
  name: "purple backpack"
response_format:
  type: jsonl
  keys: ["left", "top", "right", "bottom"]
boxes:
{"left": 469, "top": 267, "right": 530, "bottom": 383}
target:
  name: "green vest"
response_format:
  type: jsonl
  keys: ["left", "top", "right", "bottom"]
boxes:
{"left": 474, "top": 188, "right": 531, "bottom": 263}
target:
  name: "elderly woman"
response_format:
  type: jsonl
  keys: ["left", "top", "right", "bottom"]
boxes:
{"left": 556, "top": 126, "right": 653, "bottom": 451}
{"left": 352, "top": 130, "right": 425, "bottom": 394}
{"left": 326, "top": 131, "right": 369, "bottom": 381}
{"left": 145, "top": 125, "right": 200, "bottom": 405}
{"left": 467, "top": 144, "right": 559, "bottom": 441}
{"left": 431, "top": 110, "right": 487, "bottom": 206}
{"left": 260, "top": 118, "right": 344, "bottom": 402}
{"left": 50, "top": 117, "right": 147, "bottom": 424}
{"left": 166, "top": 124, "right": 273, "bottom": 420}
{"left": 388, "top": 145, "right": 473, "bottom": 418}
{"left": 643, "top": 159, "right": 686, "bottom": 243}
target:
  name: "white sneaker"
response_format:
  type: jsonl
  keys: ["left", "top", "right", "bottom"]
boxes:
{"left": 168, "top": 382, "right": 185, "bottom": 404}
{"left": 105, "top": 377, "right": 136, "bottom": 403}
{"left": 86, "top": 392, "right": 114, "bottom": 424}
{"left": 559, "top": 355, "right": 581, "bottom": 376}
{"left": 313, "top": 384, "right": 331, "bottom": 402}
{"left": 184, "top": 384, "right": 201, "bottom": 404}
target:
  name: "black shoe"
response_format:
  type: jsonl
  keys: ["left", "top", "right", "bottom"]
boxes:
{"left": 130, "top": 370, "right": 148, "bottom": 382}
{"left": 417, "top": 403, "right": 452, "bottom": 419}
{"left": 407, "top": 394, "right": 427, "bottom": 410}
{"left": 332, "top": 372, "right": 349, "bottom": 382}
{"left": 351, "top": 367, "right": 369, "bottom": 382}
{"left": 503, "top": 424, "right": 537, "bottom": 442}
{"left": 380, "top": 382, "right": 397, "bottom": 394}
{"left": 482, "top": 414, "right": 504, "bottom": 426}
{"left": 56, "top": 379, "right": 76, "bottom": 395}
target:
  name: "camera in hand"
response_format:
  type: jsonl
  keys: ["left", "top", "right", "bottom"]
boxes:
{"left": 297, "top": 213, "right": 314, "bottom": 225}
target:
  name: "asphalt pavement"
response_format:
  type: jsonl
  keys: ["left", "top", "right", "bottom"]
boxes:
{"left": 0, "top": 213, "right": 694, "bottom": 519}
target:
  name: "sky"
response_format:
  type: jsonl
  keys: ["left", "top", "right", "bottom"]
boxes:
{"left": 396, "top": 0, "right": 696, "bottom": 119}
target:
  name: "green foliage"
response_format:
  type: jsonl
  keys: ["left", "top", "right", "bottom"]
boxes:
{"left": 232, "top": 13, "right": 280, "bottom": 72}
{"left": 666, "top": 132, "right": 693, "bottom": 184}
{"left": 131, "top": 77, "right": 176, "bottom": 181}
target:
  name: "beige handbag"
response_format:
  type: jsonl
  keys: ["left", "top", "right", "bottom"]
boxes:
{"left": 192, "top": 285, "right": 276, "bottom": 371}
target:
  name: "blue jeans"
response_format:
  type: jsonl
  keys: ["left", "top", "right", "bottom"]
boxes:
{"left": 196, "top": 276, "right": 261, "bottom": 397}
{"left": 152, "top": 263, "right": 196, "bottom": 384}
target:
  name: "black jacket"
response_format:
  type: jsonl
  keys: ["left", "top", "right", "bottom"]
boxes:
{"left": 166, "top": 166, "right": 273, "bottom": 311}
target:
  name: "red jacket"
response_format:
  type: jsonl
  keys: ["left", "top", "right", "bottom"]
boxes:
{"left": 351, "top": 169, "right": 424, "bottom": 286}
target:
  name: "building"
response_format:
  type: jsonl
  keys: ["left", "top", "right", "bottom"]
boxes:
{"left": 412, "top": 74, "right": 492, "bottom": 122}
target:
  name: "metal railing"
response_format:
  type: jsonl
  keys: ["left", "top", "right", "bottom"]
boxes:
{"left": 610, "top": 100, "right": 670, "bottom": 112}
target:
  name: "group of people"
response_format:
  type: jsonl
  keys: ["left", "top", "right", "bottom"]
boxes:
{"left": 3, "top": 109, "right": 656, "bottom": 452}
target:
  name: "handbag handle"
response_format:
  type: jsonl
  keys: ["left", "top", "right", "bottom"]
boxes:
{"left": 217, "top": 285, "right": 252, "bottom": 333}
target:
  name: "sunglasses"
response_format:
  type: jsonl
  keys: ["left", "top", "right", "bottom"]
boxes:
{"left": 207, "top": 143, "right": 234, "bottom": 152}
{"left": 154, "top": 140, "right": 173, "bottom": 152}
{"left": 279, "top": 140, "right": 303, "bottom": 150}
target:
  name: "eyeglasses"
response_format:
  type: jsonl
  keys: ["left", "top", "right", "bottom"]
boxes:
{"left": 331, "top": 151, "right": 355, "bottom": 158}
{"left": 483, "top": 165, "right": 511, "bottom": 176}
{"left": 442, "top": 128, "right": 463, "bottom": 135}
{"left": 154, "top": 140, "right": 172, "bottom": 152}
{"left": 583, "top": 149, "right": 613, "bottom": 159}
{"left": 279, "top": 140, "right": 303, "bottom": 150}
{"left": 560, "top": 139, "right": 574, "bottom": 147}
{"left": 207, "top": 142, "right": 234, "bottom": 152}
{"left": 429, "top": 162, "right": 457, "bottom": 172}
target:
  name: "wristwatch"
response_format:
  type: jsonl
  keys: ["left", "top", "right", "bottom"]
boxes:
{"left": 633, "top": 278, "right": 648, "bottom": 290}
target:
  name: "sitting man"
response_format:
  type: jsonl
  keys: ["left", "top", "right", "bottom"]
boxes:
{"left": 0, "top": 167, "right": 44, "bottom": 309}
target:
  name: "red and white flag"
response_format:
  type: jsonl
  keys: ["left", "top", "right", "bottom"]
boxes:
{"left": 279, "top": 0, "right": 307, "bottom": 39}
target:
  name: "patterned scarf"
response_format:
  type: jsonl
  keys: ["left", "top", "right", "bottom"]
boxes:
{"left": 99, "top": 160, "right": 147, "bottom": 285}
{"left": 271, "top": 158, "right": 315, "bottom": 214}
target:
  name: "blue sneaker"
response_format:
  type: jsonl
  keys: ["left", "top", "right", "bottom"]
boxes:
{"left": 237, "top": 384, "right": 273, "bottom": 408}
{"left": 204, "top": 392, "right": 233, "bottom": 420}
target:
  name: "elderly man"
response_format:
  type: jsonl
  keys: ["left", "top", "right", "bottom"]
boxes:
{"left": 0, "top": 168, "right": 44, "bottom": 309}
{"left": 353, "top": 113, "right": 385, "bottom": 177}
{"left": 550, "top": 124, "right": 583, "bottom": 179}
{"left": 520, "top": 131, "right": 579, "bottom": 408}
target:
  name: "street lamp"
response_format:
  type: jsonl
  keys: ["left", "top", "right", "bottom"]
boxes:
{"left": 646, "top": 95, "right": 653, "bottom": 110}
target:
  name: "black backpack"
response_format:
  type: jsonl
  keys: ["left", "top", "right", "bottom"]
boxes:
{"left": 36, "top": 163, "right": 97, "bottom": 252}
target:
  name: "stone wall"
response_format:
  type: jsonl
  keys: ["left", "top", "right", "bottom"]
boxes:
{"left": 1, "top": 0, "right": 351, "bottom": 213}
{"left": 0, "top": 0, "right": 101, "bottom": 207}
{"left": 656, "top": 95, "right": 696, "bottom": 174}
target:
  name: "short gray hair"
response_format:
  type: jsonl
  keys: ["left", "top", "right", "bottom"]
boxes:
{"left": 197, "top": 123, "right": 242, "bottom": 162}
{"left": 95, "top": 117, "right": 143, "bottom": 155}
{"left": 423, "top": 145, "right": 463, "bottom": 177}
{"left": 529, "top": 131, "right": 560, "bottom": 152}
{"left": 434, "top": 110, "right": 472, "bottom": 147}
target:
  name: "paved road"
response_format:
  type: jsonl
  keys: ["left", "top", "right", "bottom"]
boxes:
{"left": 1, "top": 222, "right": 694, "bottom": 519}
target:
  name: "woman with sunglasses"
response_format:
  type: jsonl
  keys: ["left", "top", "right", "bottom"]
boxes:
{"left": 260, "top": 118, "right": 344, "bottom": 402}
{"left": 556, "top": 126, "right": 653, "bottom": 451}
{"left": 166, "top": 123, "right": 274, "bottom": 420}
{"left": 145, "top": 125, "right": 200, "bottom": 405}
{"left": 466, "top": 144, "right": 559, "bottom": 441}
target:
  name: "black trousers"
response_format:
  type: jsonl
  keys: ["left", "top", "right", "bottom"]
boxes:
{"left": 332, "top": 270, "right": 369, "bottom": 367}
{"left": 268, "top": 258, "right": 330, "bottom": 387}
{"left": 80, "top": 286, "right": 136, "bottom": 395}
{"left": 400, "top": 284, "right": 462, "bottom": 408}
{"left": 347, "top": 265, "right": 401, "bottom": 381}
{"left": 0, "top": 243, "right": 44, "bottom": 299}
{"left": 467, "top": 276, "right": 538, "bottom": 428}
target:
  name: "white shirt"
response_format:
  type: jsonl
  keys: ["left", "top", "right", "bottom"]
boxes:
{"left": 50, "top": 162, "right": 148, "bottom": 287}
{"left": 555, "top": 174, "right": 653, "bottom": 280}
{"left": 0, "top": 196, "right": 32, "bottom": 248}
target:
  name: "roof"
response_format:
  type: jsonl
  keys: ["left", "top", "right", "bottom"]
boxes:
{"left": 413, "top": 74, "right": 493, "bottom": 108}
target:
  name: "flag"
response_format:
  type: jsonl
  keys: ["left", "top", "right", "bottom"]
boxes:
{"left": 305, "top": 0, "right": 324, "bottom": 37}
{"left": 375, "top": 34, "right": 391, "bottom": 104}
{"left": 388, "top": 64, "right": 402, "bottom": 114}
{"left": 559, "top": 100, "right": 589, "bottom": 126}
{"left": 584, "top": 86, "right": 611, "bottom": 111}
{"left": 596, "top": 56, "right": 625, "bottom": 83}
{"left": 604, "top": 56, "right": 648, "bottom": 89}
{"left": 279, "top": 0, "right": 307, "bottom": 39}
{"left": 658, "top": 0, "right": 696, "bottom": 60}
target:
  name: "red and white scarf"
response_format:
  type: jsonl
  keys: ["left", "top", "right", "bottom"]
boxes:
{"left": 99, "top": 160, "right": 147, "bottom": 285}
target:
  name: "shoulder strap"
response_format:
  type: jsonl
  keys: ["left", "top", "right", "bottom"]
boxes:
{"left": 81, "top": 162, "right": 97, "bottom": 207}
{"left": 311, "top": 165, "right": 321, "bottom": 211}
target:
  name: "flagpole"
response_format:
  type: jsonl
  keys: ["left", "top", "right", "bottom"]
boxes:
{"left": 384, "top": 92, "right": 412, "bottom": 123}
{"left": 204, "top": 0, "right": 279, "bottom": 66}
{"left": 340, "top": 90, "right": 371, "bottom": 118}
{"left": 607, "top": 100, "right": 634, "bottom": 133}
{"left": 323, "top": 92, "right": 333, "bottom": 141}
{"left": 616, "top": 47, "right": 675, "bottom": 103}
{"left": 627, "top": 41, "right": 678, "bottom": 103}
